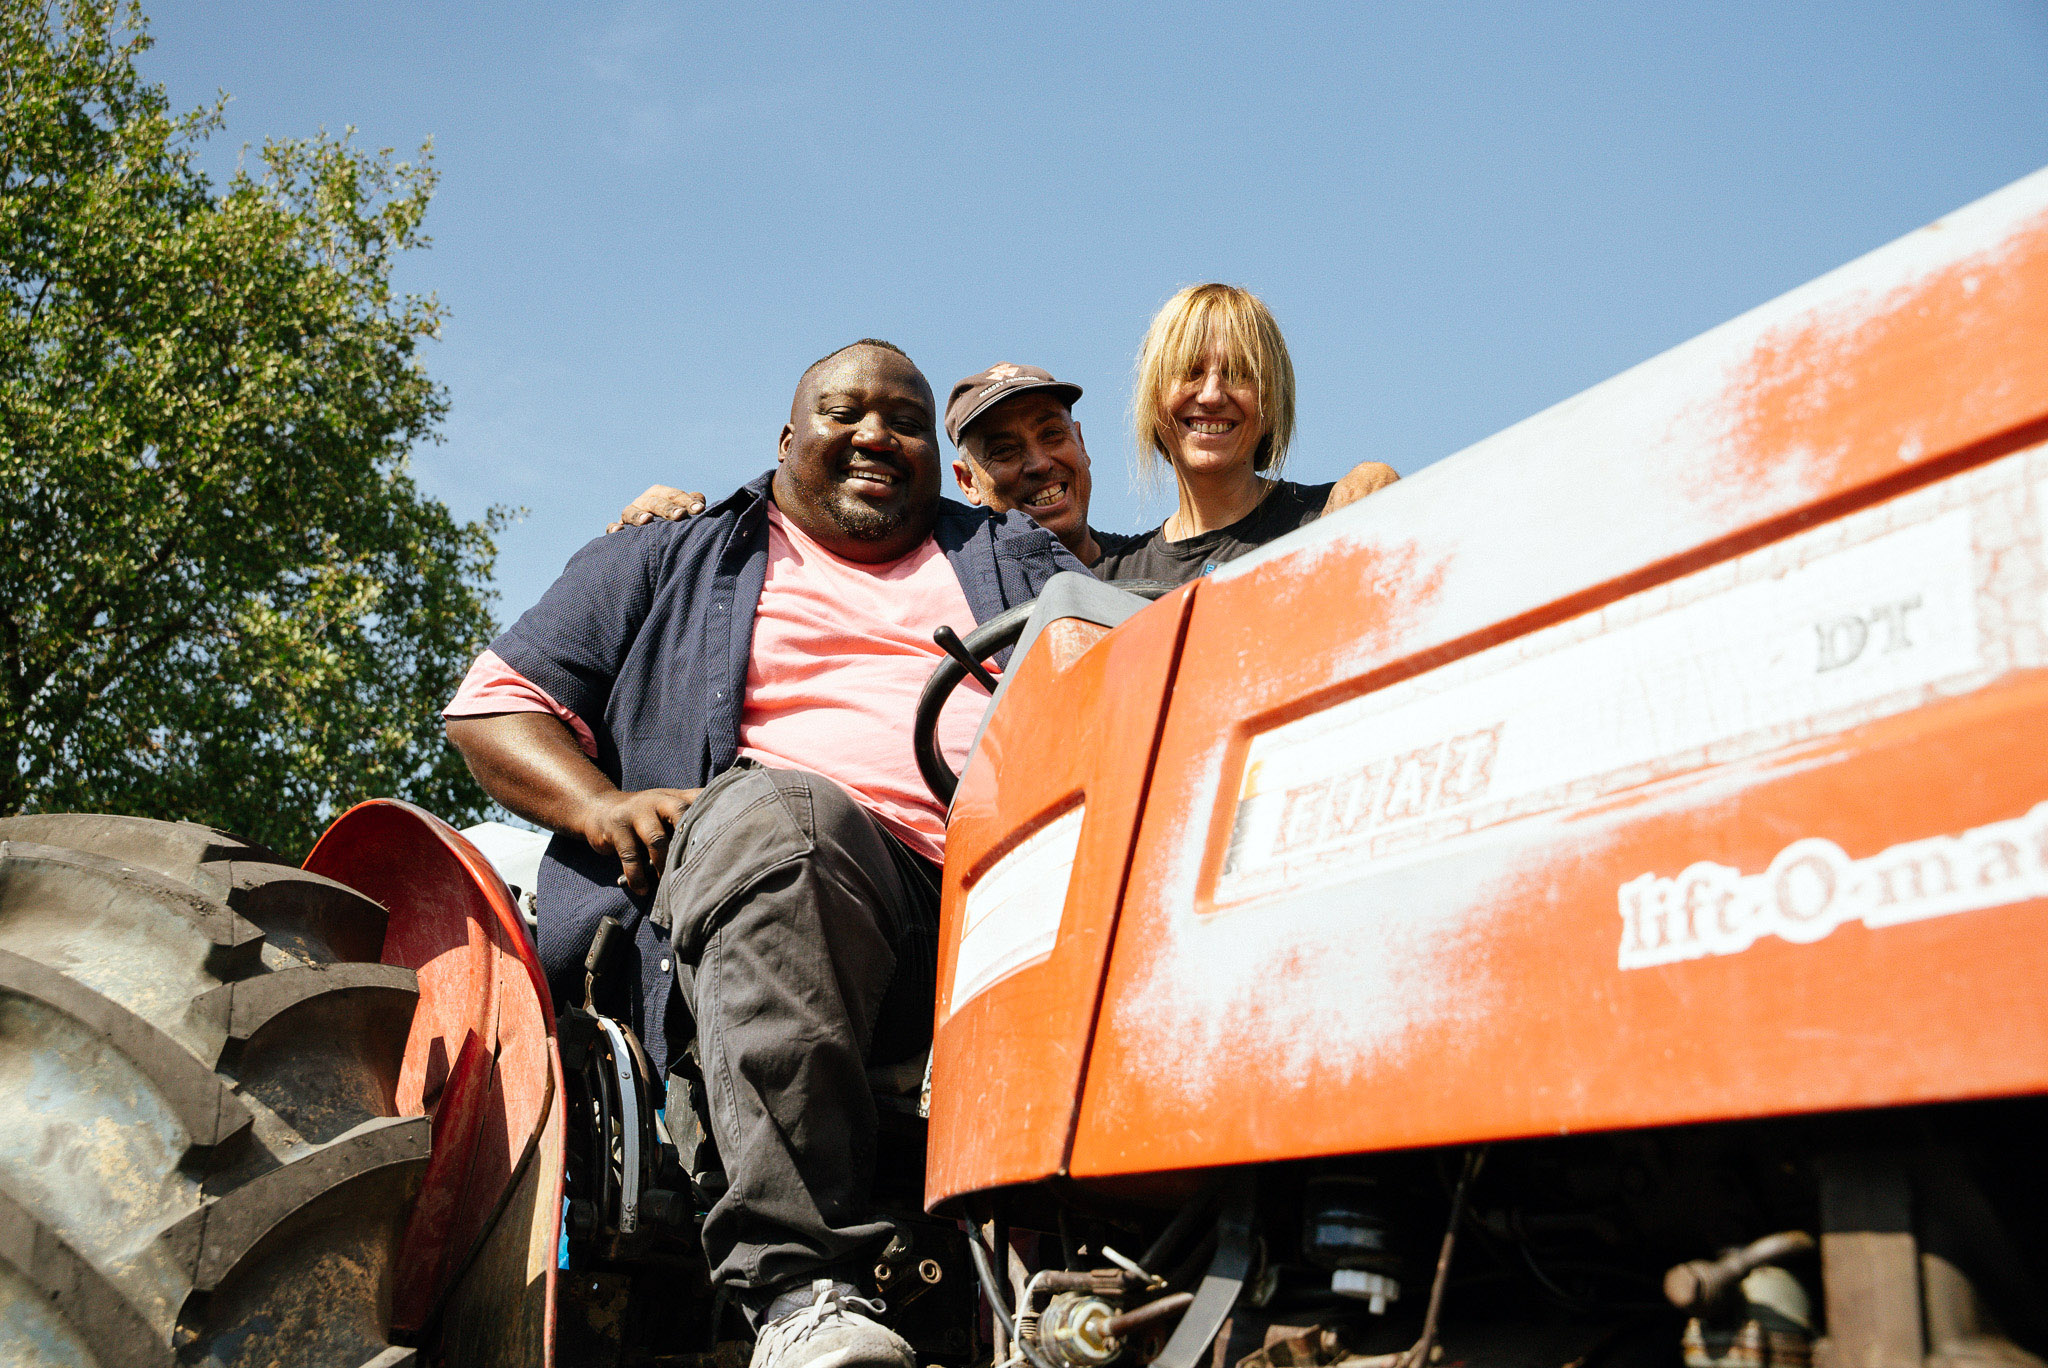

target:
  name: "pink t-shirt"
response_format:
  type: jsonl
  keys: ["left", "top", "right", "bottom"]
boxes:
{"left": 735, "top": 508, "right": 990, "bottom": 862}
{"left": 444, "top": 508, "right": 992, "bottom": 863}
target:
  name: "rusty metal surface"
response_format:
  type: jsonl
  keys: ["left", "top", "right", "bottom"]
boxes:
{"left": 392, "top": 1027, "right": 493, "bottom": 1334}
{"left": 436, "top": 1070, "right": 565, "bottom": 1368}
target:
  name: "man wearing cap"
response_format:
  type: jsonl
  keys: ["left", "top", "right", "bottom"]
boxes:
{"left": 935, "top": 361, "right": 1135, "bottom": 570}
{"left": 941, "top": 361, "right": 1402, "bottom": 579}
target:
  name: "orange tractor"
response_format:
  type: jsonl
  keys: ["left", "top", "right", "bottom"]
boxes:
{"left": 5, "top": 165, "right": 2048, "bottom": 1368}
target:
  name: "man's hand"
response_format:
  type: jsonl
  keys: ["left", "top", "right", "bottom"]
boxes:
{"left": 608, "top": 484, "right": 706, "bottom": 533}
{"left": 446, "top": 712, "right": 705, "bottom": 897}
{"left": 578, "top": 787, "right": 702, "bottom": 896}
{"left": 1323, "top": 461, "right": 1400, "bottom": 515}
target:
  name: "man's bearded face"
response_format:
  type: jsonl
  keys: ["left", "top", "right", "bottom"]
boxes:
{"left": 776, "top": 346, "right": 942, "bottom": 563}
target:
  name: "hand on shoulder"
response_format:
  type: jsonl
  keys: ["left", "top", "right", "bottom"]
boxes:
{"left": 607, "top": 484, "right": 706, "bottom": 534}
{"left": 1323, "top": 462, "right": 1399, "bottom": 515}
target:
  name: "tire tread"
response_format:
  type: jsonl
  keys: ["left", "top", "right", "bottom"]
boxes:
{"left": 0, "top": 815, "right": 426, "bottom": 1367}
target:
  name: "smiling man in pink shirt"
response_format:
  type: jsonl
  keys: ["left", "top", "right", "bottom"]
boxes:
{"left": 444, "top": 341, "right": 1085, "bottom": 1368}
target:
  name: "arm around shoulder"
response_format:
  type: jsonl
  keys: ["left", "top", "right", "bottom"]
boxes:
{"left": 607, "top": 483, "right": 706, "bottom": 533}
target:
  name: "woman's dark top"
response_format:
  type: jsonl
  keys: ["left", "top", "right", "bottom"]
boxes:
{"left": 1094, "top": 479, "right": 1334, "bottom": 587}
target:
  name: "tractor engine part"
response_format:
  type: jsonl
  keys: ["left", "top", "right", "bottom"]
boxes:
{"left": 1665, "top": 1230, "right": 1815, "bottom": 1318}
{"left": 875, "top": 1231, "right": 946, "bottom": 1309}
{"left": 1329, "top": 1268, "right": 1399, "bottom": 1315}
{"left": 1304, "top": 1175, "right": 1404, "bottom": 1312}
{"left": 1302, "top": 1175, "right": 1401, "bottom": 1271}
{"left": 0, "top": 815, "right": 425, "bottom": 1368}
{"left": 1035, "top": 1291, "right": 1121, "bottom": 1368}
{"left": 1671, "top": 1235, "right": 1815, "bottom": 1368}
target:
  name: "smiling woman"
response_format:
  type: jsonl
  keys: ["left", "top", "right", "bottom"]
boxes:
{"left": 1136, "top": 283, "right": 1298, "bottom": 485}
{"left": 1098, "top": 283, "right": 1396, "bottom": 586}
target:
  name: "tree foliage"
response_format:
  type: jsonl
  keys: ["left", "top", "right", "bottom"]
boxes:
{"left": 2, "top": 0, "right": 502, "bottom": 856}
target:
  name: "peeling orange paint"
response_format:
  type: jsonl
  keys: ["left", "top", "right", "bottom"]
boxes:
{"left": 1717, "top": 208, "right": 2048, "bottom": 513}
{"left": 928, "top": 169, "right": 2048, "bottom": 1200}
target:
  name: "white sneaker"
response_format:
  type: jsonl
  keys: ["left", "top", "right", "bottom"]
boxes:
{"left": 748, "top": 1279, "right": 916, "bottom": 1368}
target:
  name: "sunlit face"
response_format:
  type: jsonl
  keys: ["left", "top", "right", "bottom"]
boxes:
{"left": 775, "top": 346, "right": 941, "bottom": 562}
{"left": 954, "top": 392, "right": 1092, "bottom": 546}
{"left": 1162, "top": 338, "right": 1263, "bottom": 476}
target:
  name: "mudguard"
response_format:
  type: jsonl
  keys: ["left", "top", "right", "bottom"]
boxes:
{"left": 307, "top": 799, "right": 565, "bottom": 1368}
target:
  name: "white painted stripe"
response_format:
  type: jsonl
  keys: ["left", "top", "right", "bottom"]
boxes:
{"left": 2037, "top": 476, "right": 2048, "bottom": 641}
{"left": 953, "top": 806, "right": 1085, "bottom": 1009}
{"left": 1215, "top": 444, "right": 2048, "bottom": 911}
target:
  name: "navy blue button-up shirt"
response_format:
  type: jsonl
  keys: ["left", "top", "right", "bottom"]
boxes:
{"left": 490, "top": 469, "right": 1085, "bottom": 1069}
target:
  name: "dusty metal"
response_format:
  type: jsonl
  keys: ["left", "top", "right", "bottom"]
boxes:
{"left": 1817, "top": 1154, "right": 1922, "bottom": 1368}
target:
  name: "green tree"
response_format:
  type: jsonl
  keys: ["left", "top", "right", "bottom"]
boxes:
{"left": 2, "top": 0, "right": 503, "bottom": 856}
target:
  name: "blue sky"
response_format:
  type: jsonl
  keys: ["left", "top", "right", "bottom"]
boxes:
{"left": 140, "top": 1, "right": 2048, "bottom": 624}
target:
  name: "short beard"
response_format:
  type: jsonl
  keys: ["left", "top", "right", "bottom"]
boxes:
{"left": 826, "top": 491, "right": 907, "bottom": 542}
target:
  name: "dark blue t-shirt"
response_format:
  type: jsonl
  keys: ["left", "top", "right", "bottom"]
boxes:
{"left": 490, "top": 468, "right": 1084, "bottom": 1069}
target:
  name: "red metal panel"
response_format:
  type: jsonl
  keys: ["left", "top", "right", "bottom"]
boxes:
{"left": 305, "top": 800, "right": 561, "bottom": 1366}
{"left": 1059, "top": 170, "right": 2048, "bottom": 1181}
{"left": 926, "top": 589, "right": 1194, "bottom": 1209}
{"left": 392, "top": 1028, "right": 491, "bottom": 1334}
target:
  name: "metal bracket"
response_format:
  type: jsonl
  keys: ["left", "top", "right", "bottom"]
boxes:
{"left": 596, "top": 1016, "right": 646, "bottom": 1236}
{"left": 1817, "top": 1151, "right": 1921, "bottom": 1368}
{"left": 1151, "top": 1173, "right": 1257, "bottom": 1368}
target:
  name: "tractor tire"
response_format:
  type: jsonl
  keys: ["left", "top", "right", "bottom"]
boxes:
{"left": 0, "top": 814, "right": 428, "bottom": 1368}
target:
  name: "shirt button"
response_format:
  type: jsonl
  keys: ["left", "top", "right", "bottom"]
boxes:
{"left": 660, "top": 958, "right": 671, "bottom": 973}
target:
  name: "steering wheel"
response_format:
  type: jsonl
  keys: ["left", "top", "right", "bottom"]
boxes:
{"left": 913, "top": 581, "right": 1175, "bottom": 805}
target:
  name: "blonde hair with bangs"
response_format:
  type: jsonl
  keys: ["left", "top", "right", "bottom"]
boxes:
{"left": 1131, "top": 283, "right": 1297, "bottom": 484}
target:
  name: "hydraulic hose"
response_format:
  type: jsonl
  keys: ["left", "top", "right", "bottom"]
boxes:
{"left": 964, "top": 1221, "right": 1064, "bottom": 1368}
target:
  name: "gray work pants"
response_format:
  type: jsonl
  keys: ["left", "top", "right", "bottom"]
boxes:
{"left": 653, "top": 765, "right": 939, "bottom": 1301}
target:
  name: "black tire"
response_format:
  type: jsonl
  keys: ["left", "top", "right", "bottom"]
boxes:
{"left": 0, "top": 814, "right": 428, "bottom": 1368}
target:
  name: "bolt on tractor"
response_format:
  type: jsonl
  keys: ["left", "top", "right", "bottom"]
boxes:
{"left": 6, "top": 166, "right": 2048, "bottom": 1368}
